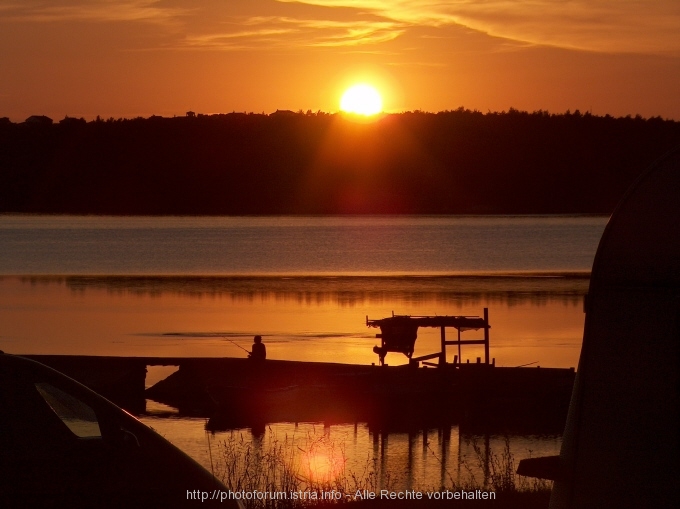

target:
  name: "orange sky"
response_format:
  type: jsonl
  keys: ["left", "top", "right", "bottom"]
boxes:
{"left": 1, "top": 1, "right": 679, "bottom": 121}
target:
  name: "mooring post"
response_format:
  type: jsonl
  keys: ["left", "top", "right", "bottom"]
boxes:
{"left": 483, "top": 307, "right": 490, "bottom": 365}
{"left": 484, "top": 432, "right": 490, "bottom": 486}
{"left": 440, "top": 325, "right": 446, "bottom": 366}
{"left": 407, "top": 431, "right": 415, "bottom": 490}
{"left": 441, "top": 426, "right": 451, "bottom": 490}
{"left": 457, "top": 328, "right": 462, "bottom": 363}
{"left": 380, "top": 433, "right": 388, "bottom": 487}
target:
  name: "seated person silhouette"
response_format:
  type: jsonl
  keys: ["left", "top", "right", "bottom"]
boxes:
{"left": 250, "top": 335, "right": 266, "bottom": 361}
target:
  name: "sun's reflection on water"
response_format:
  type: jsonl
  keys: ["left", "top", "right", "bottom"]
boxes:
{"left": 140, "top": 416, "right": 561, "bottom": 492}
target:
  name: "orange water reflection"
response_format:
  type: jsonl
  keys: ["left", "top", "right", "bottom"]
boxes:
{"left": 141, "top": 420, "right": 562, "bottom": 492}
{"left": 301, "top": 450, "right": 346, "bottom": 484}
{"left": 0, "top": 276, "right": 586, "bottom": 368}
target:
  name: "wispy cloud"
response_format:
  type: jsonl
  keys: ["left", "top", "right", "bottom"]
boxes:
{"left": 278, "top": 0, "right": 680, "bottom": 54}
{"left": 4, "top": 1, "right": 675, "bottom": 54}
{"left": 183, "top": 27, "right": 296, "bottom": 51}
{"left": 0, "top": 0, "right": 187, "bottom": 25}
{"left": 181, "top": 16, "right": 405, "bottom": 50}
{"left": 0, "top": 2, "right": 406, "bottom": 50}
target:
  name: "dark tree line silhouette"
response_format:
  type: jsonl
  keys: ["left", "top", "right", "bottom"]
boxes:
{"left": 1, "top": 109, "right": 678, "bottom": 214}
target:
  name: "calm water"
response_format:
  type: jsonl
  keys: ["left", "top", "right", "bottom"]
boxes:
{"left": 0, "top": 215, "right": 607, "bottom": 489}
{"left": 0, "top": 215, "right": 605, "bottom": 275}
{"left": 139, "top": 417, "right": 562, "bottom": 492}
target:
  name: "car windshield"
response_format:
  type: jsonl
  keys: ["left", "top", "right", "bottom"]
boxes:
{"left": 35, "top": 382, "right": 102, "bottom": 438}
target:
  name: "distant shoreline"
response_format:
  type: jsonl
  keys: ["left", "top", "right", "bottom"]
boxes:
{"left": 2, "top": 110, "right": 678, "bottom": 215}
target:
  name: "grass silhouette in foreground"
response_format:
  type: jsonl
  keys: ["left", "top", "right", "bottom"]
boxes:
{"left": 213, "top": 428, "right": 551, "bottom": 509}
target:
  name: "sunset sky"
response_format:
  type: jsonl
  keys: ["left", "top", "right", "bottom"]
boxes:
{"left": 1, "top": 0, "right": 679, "bottom": 121}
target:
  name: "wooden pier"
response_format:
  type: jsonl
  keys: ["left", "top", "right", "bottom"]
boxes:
{"left": 21, "top": 354, "right": 574, "bottom": 433}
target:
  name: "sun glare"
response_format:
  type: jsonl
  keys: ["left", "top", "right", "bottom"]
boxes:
{"left": 302, "top": 451, "right": 345, "bottom": 483}
{"left": 340, "top": 84, "right": 383, "bottom": 116}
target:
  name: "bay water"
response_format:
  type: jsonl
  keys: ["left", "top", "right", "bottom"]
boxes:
{"left": 0, "top": 214, "right": 607, "bottom": 491}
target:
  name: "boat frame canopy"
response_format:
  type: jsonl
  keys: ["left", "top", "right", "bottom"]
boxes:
{"left": 366, "top": 312, "right": 489, "bottom": 366}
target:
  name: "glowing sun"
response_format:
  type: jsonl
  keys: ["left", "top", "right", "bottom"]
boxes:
{"left": 340, "top": 84, "right": 383, "bottom": 115}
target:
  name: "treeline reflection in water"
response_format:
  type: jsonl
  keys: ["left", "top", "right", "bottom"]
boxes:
{"left": 21, "top": 274, "right": 589, "bottom": 307}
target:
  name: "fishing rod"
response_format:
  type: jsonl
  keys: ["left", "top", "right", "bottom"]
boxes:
{"left": 225, "top": 338, "right": 251, "bottom": 356}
